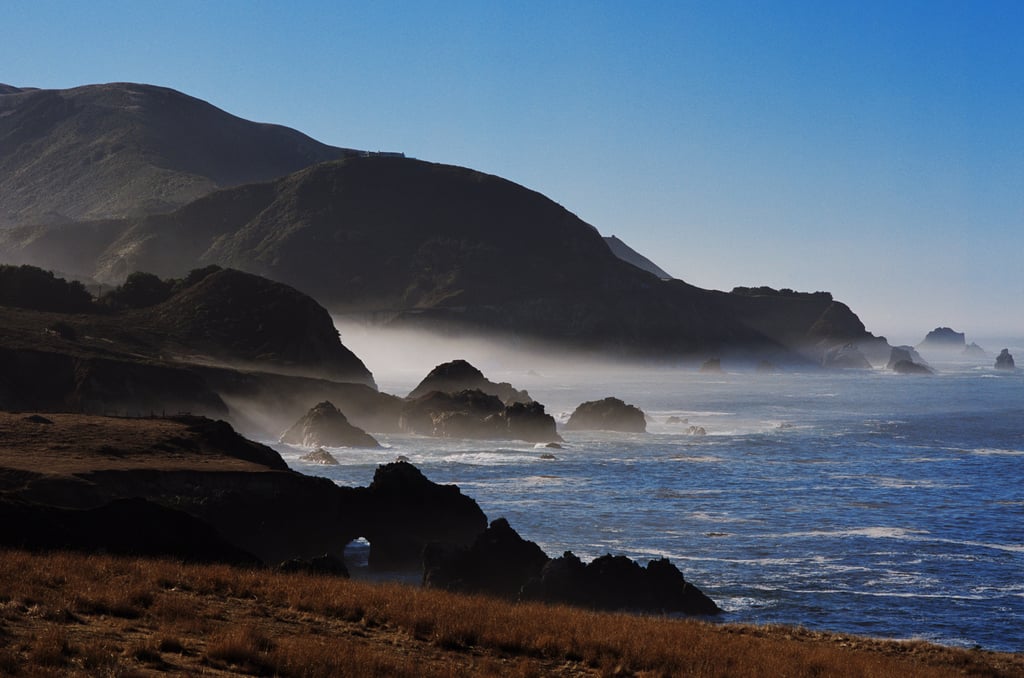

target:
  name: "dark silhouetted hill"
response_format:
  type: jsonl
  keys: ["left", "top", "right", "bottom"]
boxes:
{"left": 0, "top": 82, "right": 357, "bottom": 225}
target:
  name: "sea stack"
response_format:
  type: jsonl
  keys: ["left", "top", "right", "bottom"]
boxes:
{"left": 995, "top": 349, "right": 1016, "bottom": 370}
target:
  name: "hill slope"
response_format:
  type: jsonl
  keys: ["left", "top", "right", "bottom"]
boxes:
{"left": 0, "top": 82, "right": 357, "bottom": 225}
{"left": 0, "top": 83, "right": 883, "bottom": 362}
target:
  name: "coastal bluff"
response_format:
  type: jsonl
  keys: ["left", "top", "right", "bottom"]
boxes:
{"left": 0, "top": 413, "right": 484, "bottom": 568}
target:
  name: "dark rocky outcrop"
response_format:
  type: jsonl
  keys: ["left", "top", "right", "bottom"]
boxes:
{"left": 918, "top": 327, "right": 966, "bottom": 351}
{"left": 358, "top": 461, "right": 487, "bottom": 571}
{"left": 565, "top": 397, "right": 646, "bottom": 433}
{"left": 399, "top": 389, "right": 560, "bottom": 443}
{"left": 408, "top": 359, "right": 531, "bottom": 404}
{"left": 822, "top": 343, "right": 872, "bottom": 369}
{"left": 995, "top": 349, "right": 1016, "bottom": 370}
{"left": 886, "top": 347, "right": 934, "bottom": 375}
{"left": 522, "top": 552, "right": 720, "bottom": 616}
{"left": 0, "top": 414, "right": 494, "bottom": 570}
{"left": 423, "top": 518, "right": 550, "bottom": 598}
{"left": 281, "top": 401, "right": 380, "bottom": 448}
{"left": 424, "top": 519, "right": 720, "bottom": 615}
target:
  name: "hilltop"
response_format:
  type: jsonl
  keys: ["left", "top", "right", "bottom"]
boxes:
{"left": 0, "top": 82, "right": 356, "bottom": 226}
{"left": 0, "top": 82, "right": 887, "bottom": 363}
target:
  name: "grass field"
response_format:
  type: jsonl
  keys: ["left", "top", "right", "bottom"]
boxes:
{"left": 0, "top": 549, "right": 1021, "bottom": 677}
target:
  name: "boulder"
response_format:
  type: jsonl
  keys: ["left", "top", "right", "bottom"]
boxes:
{"left": 822, "top": 343, "right": 872, "bottom": 369}
{"left": 522, "top": 551, "right": 720, "bottom": 616}
{"left": 917, "top": 327, "right": 966, "bottom": 350}
{"left": 886, "top": 347, "right": 934, "bottom": 374}
{"left": 407, "top": 359, "right": 531, "bottom": 404}
{"left": 299, "top": 447, "right": 340, "bottom": 465}
{"left": 280, "top": 401, "right": 380, "bottom": 448}
{"left": 665, "top": 416, "right": 688, "bottom": 425}
{"left": 565, "top": 397, "right": 646, "bottom": 433}
{"left": 995, "top": 349, "right": 1016, "bottom": 370}
{"left": 423, "top": 518, "right": 550, "bottom": 598}
{"left": 360, "top": 461, "right": 487, "bottom": 571}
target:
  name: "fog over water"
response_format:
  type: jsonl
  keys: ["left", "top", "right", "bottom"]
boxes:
{"left": 290, "top": 322, "right": 1024, "bottom": 652}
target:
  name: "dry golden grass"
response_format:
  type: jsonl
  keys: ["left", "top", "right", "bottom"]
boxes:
{"left": 0, "top": 548, "right": 1020, "bottom": 677}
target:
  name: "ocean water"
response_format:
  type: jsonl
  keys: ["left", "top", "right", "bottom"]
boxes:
{"left": 273, "top": 353, "right": 1023, "bottom": 652}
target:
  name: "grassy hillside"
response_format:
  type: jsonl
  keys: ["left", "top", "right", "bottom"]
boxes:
{"left": 0, "top": 550, "right": 1019, "bottom": 677}
{"left": 0, "top": 82, "right": 356, "bottom": 225}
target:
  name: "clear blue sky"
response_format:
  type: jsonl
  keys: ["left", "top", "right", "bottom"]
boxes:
{"left": 4, "top": 1, "right": 1022, "bottom": 343}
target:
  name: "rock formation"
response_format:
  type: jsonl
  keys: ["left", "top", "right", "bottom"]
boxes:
{"left": 522, "top": 552, "right": 720, "bottom": 616}
{"left": 822, "top": 343, "right": 872, "bottom": 369}
{"left": 995, "top": 349, "right": 1016, "bottom": 370}
{"left": 565, "top": 397, "right": 646, "bottom": 433}
{"left": 407, "top": 359, "right": 531, "bottom": 404}
{"left": 918, "top": 327, "right": 966, "bottom": 351}
{"left": 886, "top": 347, "right": 934, "bottom": 375}
{"left": 424, "top": 518, "right": 720, "bottom": 615}
{"left": 0, "top": 414, "right": 489, "bottom": 571}
{"left": 423, "top": 518, "right": 550, "bottom": 598}
{"left": 963, "top": 342, "right": 988, "bottom": 357}
{"left": 358, "top": 461, "right": 488, "bottom": 571}
{"left": 399, "top": 389, "right": 560, "bottom": 443}
{"left": 281, "top": 401, "right": 380, "bottom": 448}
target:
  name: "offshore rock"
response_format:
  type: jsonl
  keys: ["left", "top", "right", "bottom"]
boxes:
{"left": 995, "top": 349, "right": 1016, "bottom": 370}
{"left": 887, "top": 347, "right": 934, "bottom": 374}
{"left": 407, "top": 359, "right": 531, "bottom": 404}
{"left": 822, "top": 343, "right": 872, "bottom": 369}
{"left": 399, "top": 389, "right": 560, "bottom": 443}
{"left": 280, "top": 401, "right": 380, "bottom": 448}
{"left": 963, "top": 342, "right": 988, "bottom": 358}
{"left": 565, "top": 397, "right": 646, "bottom": 433}
{"left": 918, "top": 327, "right": 966, "bottom": 350}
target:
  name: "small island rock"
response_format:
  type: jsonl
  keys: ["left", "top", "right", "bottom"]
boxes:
{"left": 407, "top": 359, "right": 531, "bottom": 404}
{"left": 565, "top": 397, "right": 646, "bottom": 433}
{"left": 280, "top": 401, "right": 380, "bottom": 448}
{"left": 887, "top": 347, "right": 934, "bottom": 374}
{"left": 917, "top": 327, "right": 966, "bottom": 351}
{"left": 995, "top": 349, "right": 1016, "bottom": 370}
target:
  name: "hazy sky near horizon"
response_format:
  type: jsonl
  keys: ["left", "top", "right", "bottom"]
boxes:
{"left": 4, "top": 1, "right": 1021, "bottom": 344}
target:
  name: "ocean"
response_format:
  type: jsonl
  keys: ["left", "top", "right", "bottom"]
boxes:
{"left": 274, "top": 348, "right": 1024, "bottom": 652}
